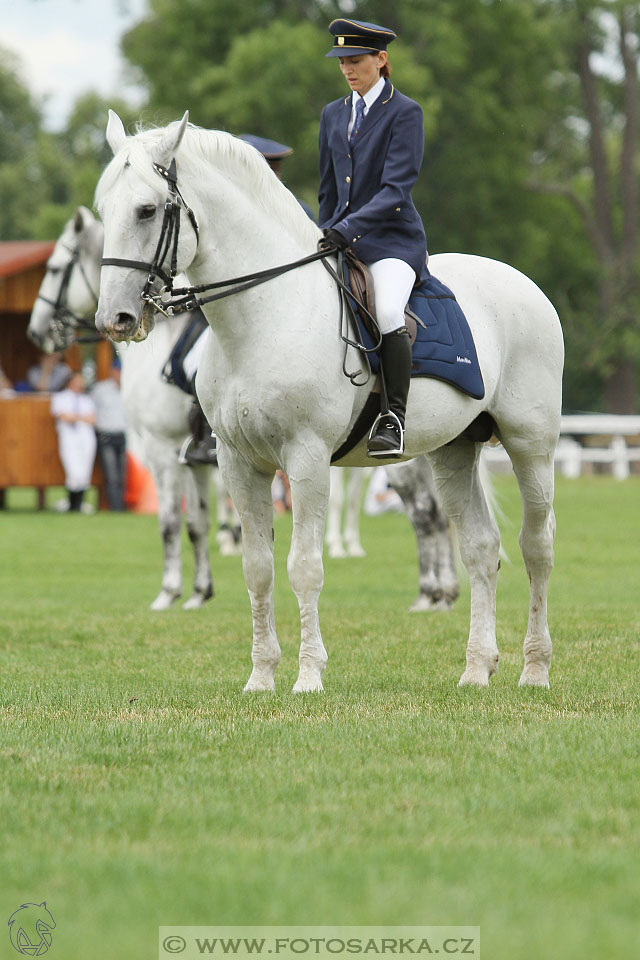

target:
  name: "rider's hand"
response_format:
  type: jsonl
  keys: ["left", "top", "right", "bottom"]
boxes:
{"left": 318, "top": 228, "right": 349, "bottom": 252}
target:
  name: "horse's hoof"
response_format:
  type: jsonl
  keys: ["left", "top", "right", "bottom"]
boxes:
{"left": 243, "top": 667, "right": 276, "bottom": 692}
{"left": 217, "top": 529, "right": 242, "bottom": 557}
{"left": 183, "top": 585, "right": 214, "bottom": 610}
{"left": 327, "top": 544, "right": 347, "bottom": 559}
{"left": 458, "top": 668, "right": 490, "bottom": 688}
{"left": 518, "top": 663, "right": 550, "bottom": 687}
{"left": 149, "top": 590, "right": 180, "bottom": 611}
{"left": 292, "top": 663, "right": 324, "bottom": 693}
{"left": 292, "top": 677, "right": 324, "bottom": 693}
{"left": 346, "top": 543, "right": 366, "bottom": 558}
{"left": 409, "top": 594, "right": 454, "bottom": 613}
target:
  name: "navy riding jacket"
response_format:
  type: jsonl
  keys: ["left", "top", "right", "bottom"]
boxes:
{"left": 318, "top": 79, "right": 428, "bottom": 278}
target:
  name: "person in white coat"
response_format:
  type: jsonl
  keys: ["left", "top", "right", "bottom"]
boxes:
{"left": 50, "top": 371, "right": 97, "bottom": 512}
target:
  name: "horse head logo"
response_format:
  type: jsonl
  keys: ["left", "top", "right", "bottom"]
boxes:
{"left": 8, "top": 902, "right": 56, "bottom": 956}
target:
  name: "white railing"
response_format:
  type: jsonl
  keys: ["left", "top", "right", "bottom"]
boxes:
{"left": 484, "top": 414, "right": 640, "bottom": 479}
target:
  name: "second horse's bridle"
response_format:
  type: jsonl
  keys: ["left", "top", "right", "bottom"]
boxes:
{"left": 36, "top": 242, "right": 102, "bottom": 347}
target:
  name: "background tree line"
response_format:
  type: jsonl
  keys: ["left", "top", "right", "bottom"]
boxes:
{"left": 2, "top": 0, "right": 638, "bottom": 412}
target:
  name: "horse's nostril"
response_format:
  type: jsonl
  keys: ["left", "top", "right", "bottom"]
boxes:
{"left": 112, "top": 312, "right": 138, "bottom": 336}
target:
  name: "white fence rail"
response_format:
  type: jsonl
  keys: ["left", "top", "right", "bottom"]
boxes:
{"left": 484, "top": 415, "right": 640, "bottom": 480}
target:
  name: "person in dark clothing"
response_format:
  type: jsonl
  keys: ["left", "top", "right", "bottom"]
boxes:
{"left": 318, "top": 18, "right": 428, "bottom": 457}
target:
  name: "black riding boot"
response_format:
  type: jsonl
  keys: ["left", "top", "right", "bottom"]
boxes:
{"left": 367, "top": 326, "right": 412, "bottom": 458}
{"left": 179, "top": 401, "right": 217, "bottom": 466}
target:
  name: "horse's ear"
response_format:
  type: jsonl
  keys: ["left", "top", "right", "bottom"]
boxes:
{"left": 153, "top": 111, "right": 190, "bottom": 168}
{"left": 106, "top": 109, "right": 128, "bottom": 155}
{"left": 73, "top": 206, "right": 95, "bottom": 234}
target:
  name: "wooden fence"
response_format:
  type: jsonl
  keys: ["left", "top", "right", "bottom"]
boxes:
{"left": 0, "top": 394, "right": 104, "bottom": 508}
{"left": 484, "top": 414, "right": 640, "bottom": 479}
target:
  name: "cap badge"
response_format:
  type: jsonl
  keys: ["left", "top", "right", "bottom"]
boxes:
{"left": 338, "top": 36, "right": 345, "bottom": 45}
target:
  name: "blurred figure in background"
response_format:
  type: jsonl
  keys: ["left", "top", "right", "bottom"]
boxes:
{"left": 51, "top": 371, "right": 97, "bottom": 513}
{"left": 27, "top": 352, "right": 72, "bottom": 392}
{"left": 91, "top": 359, "right": 128, "bottom": 511}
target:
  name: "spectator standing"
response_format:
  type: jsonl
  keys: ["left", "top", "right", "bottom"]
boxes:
{"left": 51, "top": 372, "right": 97, "bottom": 512}
{"left": 91, "top": 360, "right": 128, "bottom": 510}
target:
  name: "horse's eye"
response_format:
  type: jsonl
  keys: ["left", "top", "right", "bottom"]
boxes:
{"left": 138, "top": 204, "right": 157, "bottom": 221}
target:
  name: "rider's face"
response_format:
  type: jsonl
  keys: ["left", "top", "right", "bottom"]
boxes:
{"left": 339, "top": 52, "right": 386, "bottom": 96}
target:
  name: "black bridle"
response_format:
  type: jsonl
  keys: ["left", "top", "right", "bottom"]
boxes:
{"left": 101, "top": 158, "right": 200, "bottom": 316}
{"left": 36, "top": 242, "right": 102, "bottom": 346}
{"left": 100, "top": 155, "right": 381, "bottom": 384}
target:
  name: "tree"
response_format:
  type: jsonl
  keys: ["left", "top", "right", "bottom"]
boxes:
{"left": 530, "top": 0, "right": 640, "bottom": 412}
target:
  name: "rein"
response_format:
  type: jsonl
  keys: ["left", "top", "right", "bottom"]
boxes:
{"left": 101, "top": 153, "right": 382, "bottom": 386}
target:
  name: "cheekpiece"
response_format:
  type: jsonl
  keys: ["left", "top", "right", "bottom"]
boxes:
{"left": 326, "top": 18, "right": 397, "bottom": 58}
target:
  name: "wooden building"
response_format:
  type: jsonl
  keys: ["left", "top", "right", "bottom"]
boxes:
{"left": 0, "top": 241, "right": 108, "bottom": 506}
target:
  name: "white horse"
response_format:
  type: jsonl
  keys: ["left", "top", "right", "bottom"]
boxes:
{"left": 31, "top": 207, "right": 460, "bottom": 612}
{"left": 95, "top": 113, "right": 564, "bottom": 692}
{"left": 28, "top": 206, "right": 239, "bottom": 611}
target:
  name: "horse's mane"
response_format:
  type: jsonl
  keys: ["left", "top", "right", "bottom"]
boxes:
{"left": 95, "top": 123, "right": 319, "bottom": 246}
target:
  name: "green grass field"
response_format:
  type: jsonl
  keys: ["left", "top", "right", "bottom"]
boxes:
{"left": 1, "top": 475, "right": 638, "bottom": 959}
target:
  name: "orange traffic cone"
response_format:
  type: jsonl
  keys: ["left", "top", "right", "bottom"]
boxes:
{"left": 124, "top": 451, "right": 158, "bottom": 514}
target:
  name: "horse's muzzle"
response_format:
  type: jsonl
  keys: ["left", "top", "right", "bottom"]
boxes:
{"left": 102, "top": 311, "right": 141, "bottom": 342}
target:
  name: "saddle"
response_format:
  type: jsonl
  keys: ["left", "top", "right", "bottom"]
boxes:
{"left": 345, "top": 251, "right": 418, "bottom": 346}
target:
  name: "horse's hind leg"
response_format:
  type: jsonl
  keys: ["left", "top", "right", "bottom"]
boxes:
{"left": 501, "top": 441, "right": 556, "bottom": 687}
{"left": 182, "top": 463, "right": 214, "bottom": 609}
{"left": 428, "top": 440, "right": 501, "bottom": 686}
{"left": 143, "top": 433, "right": 183, "bottom": 611}
{"left": 326, "top": 466, "right": 347, "bottom": 558}
{"left": 385, "top": 456, "right": 459, "bottom": 612}
{"left": 343, "top": 467, "right": 367, "bottom": 556}
{"left": 217, "top": 445, "right": 280, "bottom": 692}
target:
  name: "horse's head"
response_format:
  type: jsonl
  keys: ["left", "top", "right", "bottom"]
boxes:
{"left": 28, "top": 206, "right": 103, "bottom": 352}
{"left": 95, "top": 110, "right": 199, "bottom": 343}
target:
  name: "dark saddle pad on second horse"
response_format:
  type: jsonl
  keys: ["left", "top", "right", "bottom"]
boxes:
{"left": 345, "top": 257, "right": 485, "bottom": 401}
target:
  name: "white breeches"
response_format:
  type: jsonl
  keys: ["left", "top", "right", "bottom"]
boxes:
{"left": 368, "top": 258, "right": 416, "bottom": 334}
{"left": 57, "top": 426, "right": 97, "bottom": 491}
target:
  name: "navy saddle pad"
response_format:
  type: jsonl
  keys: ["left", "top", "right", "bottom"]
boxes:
{"left": 349, "top": 269, "right": 485, "bottom": 400}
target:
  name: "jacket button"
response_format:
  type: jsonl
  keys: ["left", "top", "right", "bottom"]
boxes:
{"left": 345, "top": 176, "right": 351, "bottom": 183}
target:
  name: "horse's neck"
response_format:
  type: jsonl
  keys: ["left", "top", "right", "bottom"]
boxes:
{"left": 185, "top": 173, "right": 329, "bottom": 348}
{"left": 189, "top": 173, "right": 312, "bottom": 288}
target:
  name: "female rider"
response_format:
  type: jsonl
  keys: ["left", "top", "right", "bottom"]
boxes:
{"left": 318, "top": 18, "right": 428, "bottom": 458}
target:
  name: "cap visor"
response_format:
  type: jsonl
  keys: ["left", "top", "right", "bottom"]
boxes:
{"left": 325, "top": 46, "right": 378, "bottom": 58}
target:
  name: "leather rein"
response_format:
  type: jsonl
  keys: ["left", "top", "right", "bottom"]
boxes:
{"left": 100, "top": 156, "right": 381, "bottom": 384}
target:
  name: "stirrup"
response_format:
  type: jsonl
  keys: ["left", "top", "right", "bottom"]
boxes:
{"left": 367, "top": 411, "right": 404, "bottom": 458}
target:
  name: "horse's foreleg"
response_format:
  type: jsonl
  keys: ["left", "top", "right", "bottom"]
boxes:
{"left": 428, "top": 441, "right": 500, "bottom": 686}
{"left": 385, "top": 456, "right": 459, "bottom": 612}
{"left": 287, "top": 447, "right": 331, "bottom": 693}
{"left": 343, "top": 467, "right": 368, "bottom": 557}
{"left": 143, "top": 434, "right": 184, "bottom": 611}
{"left": 217, "top": 446, "right": 280, "bottom": 692}
{"left": 502, "top": 443, "right": 556, "bottom": 687}
{"left": 325, "top": 466, "right": 346, "bottom": 558}
{"left": 182, "top": 463, "right": 214, "bottom": 609}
